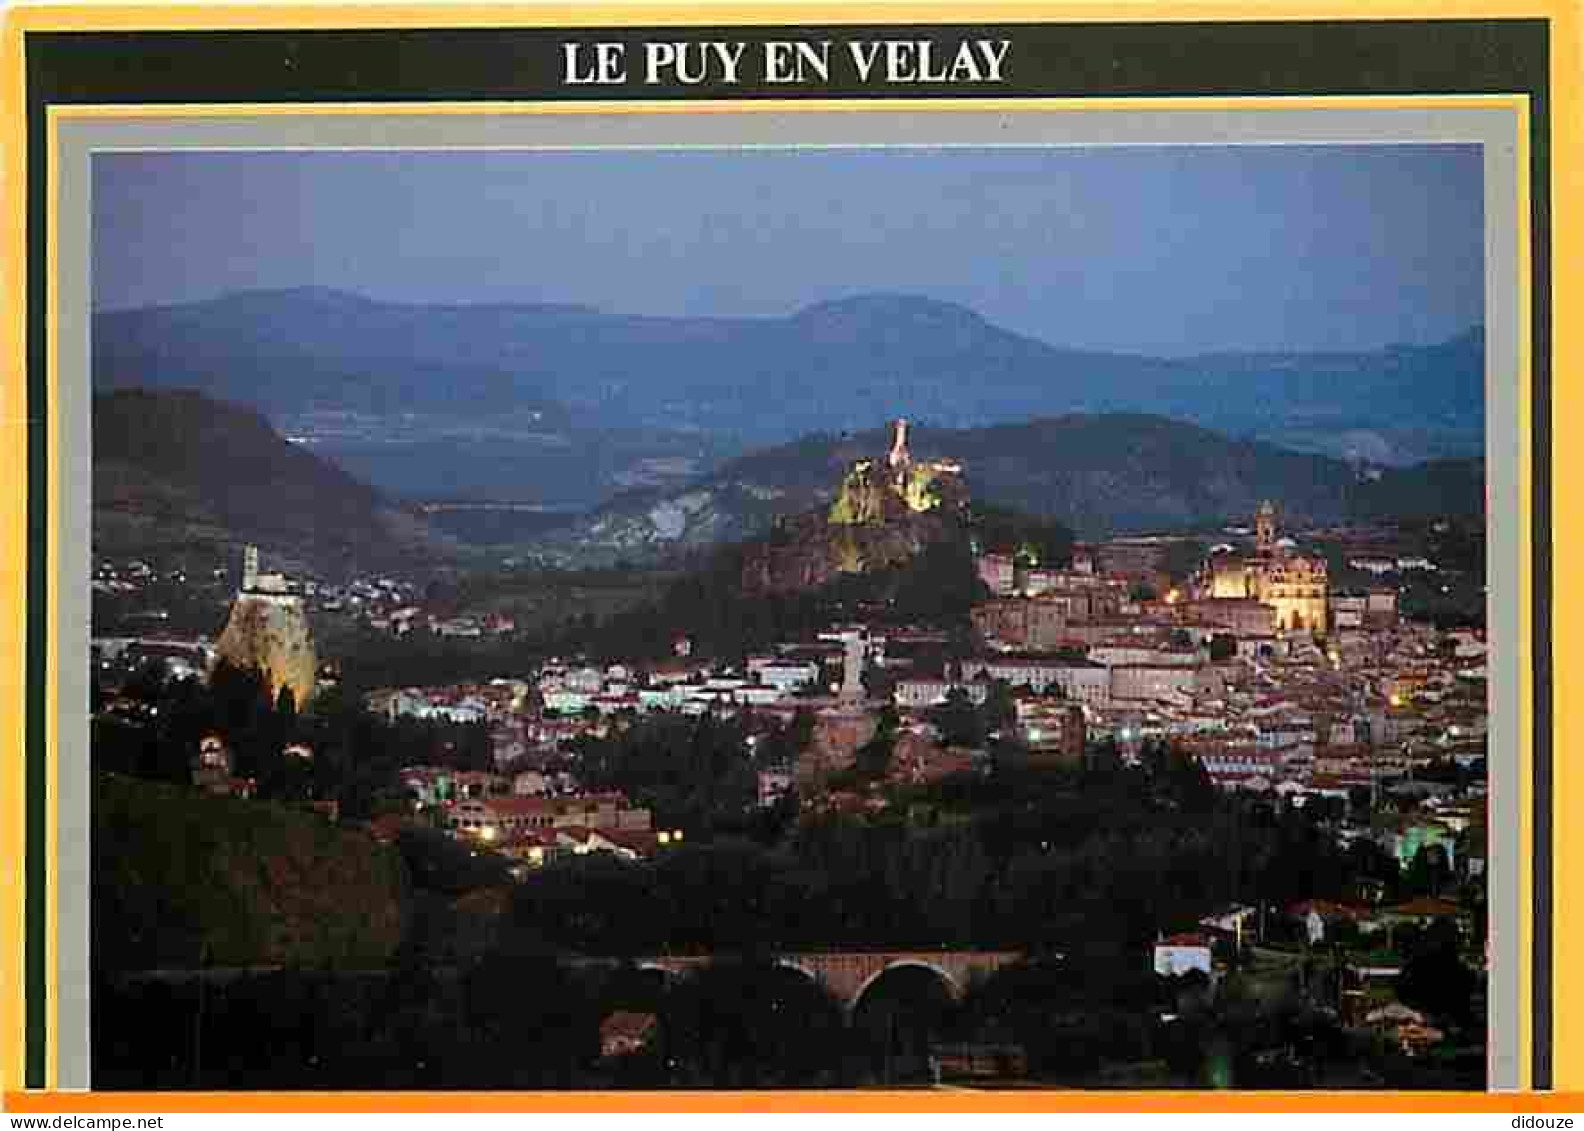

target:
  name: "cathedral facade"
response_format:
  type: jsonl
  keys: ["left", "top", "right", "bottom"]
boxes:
{"left": 1195, "top": 501, "right": 1329, "bottom": 633}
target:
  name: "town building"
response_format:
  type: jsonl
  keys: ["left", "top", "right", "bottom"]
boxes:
{"left": 1154, "top": 933, "right": 1214, "bottom": 978}
{"left": 1184, "top": 597, "right": 1277, "bottom": 638}
{"left": 1015, "top": 700, "right": 1086, "bottom": 762}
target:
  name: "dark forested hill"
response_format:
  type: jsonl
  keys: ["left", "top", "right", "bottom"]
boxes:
{"left": 93, "top": 388, "right": 450, "bottom": 576}
{"left": 92, "top": 773, "right": 406, "bottom": 970}
{"left": 1350, "top": 457, "right": 1487, "bottom": 521}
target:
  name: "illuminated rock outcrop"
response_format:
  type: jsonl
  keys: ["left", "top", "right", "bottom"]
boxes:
{"left": 828, "top": 419, "right": 965, "bottom": 527}
{"left": 214, "top": 546, "right": 317, "bottom": 707}
{"left": 741, "top": 419, "right": 968, "bottom": 595}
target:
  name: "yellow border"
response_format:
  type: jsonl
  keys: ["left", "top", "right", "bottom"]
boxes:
{"left": 1, "top": 0, "right": 1575, "bottom": 1109}
{"left": 0, "top": 1, "right": 1577, "bottom": 30}
{"left": 1550, "top": 0, "right": 1583, "bottom": 1095}
{"left": 9, "top": 1090, "right": 1584, "bottom": 1113}
{"left": 0, "top": 5, "right": 25, "bottom": 1103}
{"left": 44, "top": 93, "right": 1532, "bottom": 117}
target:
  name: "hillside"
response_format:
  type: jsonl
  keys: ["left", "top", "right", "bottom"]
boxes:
{"left": 92, "top": 773, "right": 407, "bottom": 971}
{"left": 542, "top": 416, "right": 1486, "bottom": 560}
{"left": 579, "top": 501, "right": 1048, "bottom": 664}
{"left": 94, "top": 389, "right": 451, "bottom": 576}
{"left": 1351, "top": 457, "right": 1489, "bottom": 521}
{"left": 94, "top": 289, "right": 1484, "bottom": 510}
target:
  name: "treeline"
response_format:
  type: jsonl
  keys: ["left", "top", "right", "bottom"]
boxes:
{"left": 564, "top": 536, "right": 985, "bottom": 665}
{"left": 312, "top": 620, "right": 536, "bottom": 696}
{"left": 569, "top": 711, "right": 804, "bottom": 832}
{"left": 92, "top": 574, "right": 234, "bottom": 638}
{"left": 92, "top": 938, "right": 1482, "bottom": 1091}
{"left": 496, "top": 752, "right": 1462, "bottom": 957}
{"left": 91, "top": 954, "right": 946, "bottom": 1089}
{"left": 966, "top": 503, "right": 1076, "bottom": 567}
{"left": 95, "top": 658, "right": 492, "bottom": 820}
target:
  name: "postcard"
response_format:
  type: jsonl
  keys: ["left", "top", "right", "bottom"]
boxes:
{"left": 2, "top": 0, "right": 1579, "bottom": 1113}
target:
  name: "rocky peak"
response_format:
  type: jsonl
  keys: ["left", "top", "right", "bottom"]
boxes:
{"left": 741, "top": 420, "right": 968, "bottom": 595}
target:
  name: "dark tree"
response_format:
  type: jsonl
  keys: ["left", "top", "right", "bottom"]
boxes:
{"left": 1396, "top": 920, "right": 1476, "bottom": 1027}
{"left": 1162, "top": 539, "right": 1210, "bottom": 585}
{"left": 982, "top": 680, "right": 1018, "bottom": 737}
{"left": 928, "top": 687, "right": 985, "bottom": 749}
{"left": 856, "top": 706, "right": 901, "bottom": 780}
{"left": 660, "top": 959, "right": 857, "bottom": 1087}
{"left": 959, "top": 956, "right": 1157, "bottom": 1079}
{"left": 123, "top": 658, "right": 169, "bottom": 703}
{"left": 458, "top": 955, "right": 601, "bottom": 1086}
{"left": 275, "top": 685, "right": 298, "bottom": 733}
{"left": 573, "top": 712, "right": 757, "bottom": 831}
{"left": 1403, "top": 844, "right": 1453, "bottom": 898}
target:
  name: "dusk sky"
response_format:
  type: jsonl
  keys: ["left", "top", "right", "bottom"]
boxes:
{"left": 93, "top": 144, "right": 1483, "bottom": 356}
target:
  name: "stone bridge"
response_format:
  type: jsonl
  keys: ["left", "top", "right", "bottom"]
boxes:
{"left": 594, "top": 949, "right": 1024, "bottom": 1012}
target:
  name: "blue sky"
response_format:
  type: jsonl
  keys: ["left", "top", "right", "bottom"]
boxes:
{"left": 93, "top": 144, "right": 1483, "bottom": 356}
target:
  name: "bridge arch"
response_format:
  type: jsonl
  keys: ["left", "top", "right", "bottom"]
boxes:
{"left": 849, "top": 959, "right": 963, "bottom": 1015}
{"left": 847, "top": 960, "right": 962, "bottom": 1083}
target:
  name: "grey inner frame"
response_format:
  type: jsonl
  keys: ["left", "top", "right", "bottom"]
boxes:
{"left": 53, "top": 103, "right": 1525, "bottom": 1091}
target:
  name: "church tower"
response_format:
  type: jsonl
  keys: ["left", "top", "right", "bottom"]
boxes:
{"left": 838, "top": 634, "right": 866, "bottom": 702}
{"left": 1255, "top": 501, "right": 1278, "bottom": 554}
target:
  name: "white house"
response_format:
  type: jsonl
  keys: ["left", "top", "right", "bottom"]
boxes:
{"left": 1153, "top": 933, "right": 1214, "bottom": 978}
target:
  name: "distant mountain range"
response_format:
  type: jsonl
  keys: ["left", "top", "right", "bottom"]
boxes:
{"left": 543, "top": 416, "right": 1485, "bottom": 562}
{"left": 94, "top": 288, "right": 1485, "bottom": 510}
{"left": 94, "top": 389, "right": 450, "bottom": 577}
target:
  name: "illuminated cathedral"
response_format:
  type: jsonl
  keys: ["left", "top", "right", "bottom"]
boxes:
{"left": 1194, "top": 501, "right": 1329, "bottom": 632}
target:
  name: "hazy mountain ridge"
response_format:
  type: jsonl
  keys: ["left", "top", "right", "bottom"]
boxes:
{"left": 94, "top": 288, "right": 1484, "bottom": 463}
